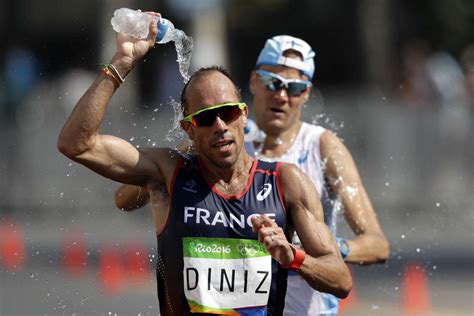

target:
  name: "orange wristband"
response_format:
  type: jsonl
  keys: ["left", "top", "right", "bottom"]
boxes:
{"left": 280, "top": 244, "right": 305, "bottom": 271}
{"left": 101, "top": 67, "right": 121, "bottom": 88}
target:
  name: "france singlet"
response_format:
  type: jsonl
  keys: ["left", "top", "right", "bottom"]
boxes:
{"left": 156, "top": 155, "right": 289, "bottom": 315}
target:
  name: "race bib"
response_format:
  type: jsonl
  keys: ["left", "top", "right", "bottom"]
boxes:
{"left": 183, "top": 237, "right": 272, "bottom": 314}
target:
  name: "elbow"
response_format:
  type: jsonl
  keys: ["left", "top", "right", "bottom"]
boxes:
{"left": 57, "top": 132, "right": 77, "bottom": 158}
{"left": 370, "top": 234, "right": 390, "bottom": 264}
{"left": 57, "top": 136, "right": 73, "bottom": 158}
{"left": 335, "top": 265, "right": 353, "bottom": 299}
{"left": 114, "top": 192, "right": 132, "bottom": 211}
{"left": 376, "top": 238, "right": 390, "bottom": 263}
{"left": 114, "top": 193, "right": 125, "bottom": 210}
{"left": 57, "top": 131, "right": 91, "bottom": 160}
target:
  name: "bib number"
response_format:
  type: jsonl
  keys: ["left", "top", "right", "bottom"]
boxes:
{"left": 183, "top": 237, "right": 271, "bottom": 314}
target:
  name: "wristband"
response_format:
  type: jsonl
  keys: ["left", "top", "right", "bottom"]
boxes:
{"left": 100, "top": 63, "right": 124, "bottom": 87}
{"left": 336, "top": 237, "right": 350, "bottom": 260}
{"left": 107, "top": 63, "right": 125, "bottom": 83}
{"left": 101, "top": 66, "right": 121, "bottom": 88}
{"left": 280, "top": 244, "right": 305, "bottom": 271}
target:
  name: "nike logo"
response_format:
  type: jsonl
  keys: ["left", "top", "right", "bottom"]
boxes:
{"left": 256, "top": 184, "right": 272, "bottom": 201}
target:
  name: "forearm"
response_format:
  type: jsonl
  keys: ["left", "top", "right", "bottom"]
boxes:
{"left": 297, "top": 253, "right": 352, "bottom": 298}
{"left": 345, "top": 233, "right": 390, "bottom": 264}
{"left": 57, "top": 56, "right": 134, "bottom": 156}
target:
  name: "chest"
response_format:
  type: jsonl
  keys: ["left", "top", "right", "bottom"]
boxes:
{"left": 170, "top": 166, "right": 287, "bottom": 238}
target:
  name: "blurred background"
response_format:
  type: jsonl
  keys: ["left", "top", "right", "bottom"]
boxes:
{"left": 1, "top": 0, "right": 473, "bottom": 315}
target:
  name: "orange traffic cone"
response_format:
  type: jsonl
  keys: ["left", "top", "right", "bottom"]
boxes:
{"left": 125, "top": 241, "right": 150, "bottom": 283}
{"left": 98, "top": 244, "right": 124, "bottom": 295}
{"left": 339, "top": 265, "right": 358, "bottom": 313}
{"left": 401, "top": 263, "right": 431, "bottom": 314}
{"left": 62, "top": 230, "right": 87, "bottom": 276}
{"left": 0, "top": 219, "right": 26, "bottom": 270}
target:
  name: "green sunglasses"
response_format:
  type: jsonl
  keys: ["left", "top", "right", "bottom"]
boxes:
{"left": 182, "top": 102, "right": 247, "bottom": 127}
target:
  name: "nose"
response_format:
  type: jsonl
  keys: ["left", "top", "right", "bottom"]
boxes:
{"left": 212, "top": 116, "right": 228, "bottom": 131}
{"left": 274, "top": 87, "right": 289, "bottom": 100}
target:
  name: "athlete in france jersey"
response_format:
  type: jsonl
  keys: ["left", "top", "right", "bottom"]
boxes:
{"left": 156, "top": 155, "right": 290, "bottom": 315}
{"left": 246, "top": 122, "right": 341, "bottom": 315}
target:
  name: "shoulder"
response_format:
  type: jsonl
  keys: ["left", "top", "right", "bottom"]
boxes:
{"left": 277, "top": 162, "right": 322, "bottom": 219}
{"left": 298, "top": 123, "right": 326, "bottom": 155}
{"left": 278, "top": 162, "right": 314, "bottom": 196}
{"left": 141, "top": 147, "right": 183, "bottom": 179}
{"left": 319, "top": 129, "right": 350, "bottom": 158}
{"left": 298, "top": 122, "right": 326, "bottom": 140}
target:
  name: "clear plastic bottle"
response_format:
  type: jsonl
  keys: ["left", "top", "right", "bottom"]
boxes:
{"left": 244, "top": 119, "right": 266, "bottom": 142}
{"left": 110, "top": 8, "right": 175, "bottom": 44}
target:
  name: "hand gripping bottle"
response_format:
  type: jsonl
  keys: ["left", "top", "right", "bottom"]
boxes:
{"left": 111, "top": 8, "right": 175, "bottom": 44}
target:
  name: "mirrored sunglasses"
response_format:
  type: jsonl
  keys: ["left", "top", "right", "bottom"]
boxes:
{"left": 256, "top": 70, "right": 312, "bottom": 97}
{"left": 182, "top": 102, "right": 247, "bottom": 127}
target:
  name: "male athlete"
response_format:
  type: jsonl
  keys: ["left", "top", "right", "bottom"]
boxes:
{"left": 247, "top": 35, "right": 390, "bottom": 315}
{"left": 58, "top": 18, "right": 351, "bottom": 315}
{"left": 116, "top": 35, "right": 389, "bottom": 315}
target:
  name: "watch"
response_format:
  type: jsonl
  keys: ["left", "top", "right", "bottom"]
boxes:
{"left": 280, "top": 244, "right": 306, "bottom": 271}
{"left": 336, "top": 237, "right": 350, "bottom": 260}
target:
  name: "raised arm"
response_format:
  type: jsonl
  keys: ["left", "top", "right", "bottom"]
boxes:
{"left": 252, "top": 163, "right": 352, "bottom": 298}
{"left": 114, "top": 139, "right": 192, "bottom": 211}
{"left": 320, "top": 130, "right": 390, "bottom": 264}
{"left": 57, "top": 14, "right": 175, "bottom": 187}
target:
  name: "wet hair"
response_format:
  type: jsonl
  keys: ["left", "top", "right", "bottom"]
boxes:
{"left": 180, "top": 66, "right": 241, "bottom": 115}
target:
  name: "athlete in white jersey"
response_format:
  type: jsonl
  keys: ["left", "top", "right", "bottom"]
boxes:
{"left": 115, "top": 35, "right": 389, "bottom": 315}
{"left": 247, "top": 35, "right": 390, "bottom": 315}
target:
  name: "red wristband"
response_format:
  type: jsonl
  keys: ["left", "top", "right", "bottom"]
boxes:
{"left": 280, "top": 244, "right": 305, "bottom": 271}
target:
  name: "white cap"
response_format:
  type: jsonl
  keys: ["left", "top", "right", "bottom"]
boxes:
{"left": 255, "top": 35, "right": 316, "bottom": 80}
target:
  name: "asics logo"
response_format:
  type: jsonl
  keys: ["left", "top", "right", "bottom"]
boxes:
{"left": 256, "top": 184, "right": 272, "bottom": 201}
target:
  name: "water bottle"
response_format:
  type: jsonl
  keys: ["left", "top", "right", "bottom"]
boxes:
{"left": 111, "top": 8, "right": 175, "bottom": 44}
{"left": 244, "top": 119, "right": 266, "bottom": 142}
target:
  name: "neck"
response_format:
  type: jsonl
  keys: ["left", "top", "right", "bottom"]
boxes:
{"left": 200, "top": 153, "right": 254, "bottom": 195}
{"left": 259, "top": 121, "right": 302, "bottom": 158}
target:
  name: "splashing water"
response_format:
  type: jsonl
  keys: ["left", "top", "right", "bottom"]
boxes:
{"left": 164, "top": 97, "right": 186, "bottom": 145}
{"left": 172, "top": 30, "right": 193, "bottom": 83}
{"left": 160, "top": 27, "right": 193, "bottom": 83}
{"left": 311, "top": 113, "right": 345, "bottom": 132}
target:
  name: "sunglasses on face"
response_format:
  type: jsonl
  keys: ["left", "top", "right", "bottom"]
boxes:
{"left": 182, "top": 102, "right": 247, "bottom": 127}
{"left": 256, "top": 70, "right": 312, "bottom": 97}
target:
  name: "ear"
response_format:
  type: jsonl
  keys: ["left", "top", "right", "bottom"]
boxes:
{"left": 249, "top": 70, "right": 258, "bottom": 95}
{"left": 242, "top": 105, "right": 248, "bottom": 125}
{"left": 303, "top": 85, "right": 313, "bottom": 103}
{"left": 180, "top": 121, "right": 195, "bottom": 141}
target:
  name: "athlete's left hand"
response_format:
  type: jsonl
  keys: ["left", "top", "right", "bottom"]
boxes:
{"left": 251, "top": 215, "right": 294, "bottom": 265}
